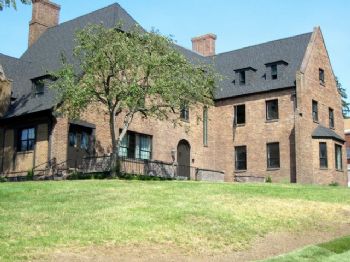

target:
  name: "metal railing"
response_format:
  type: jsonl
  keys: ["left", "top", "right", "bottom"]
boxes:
{"left": 81, "top": 155, "right": 198, "bottom": 180}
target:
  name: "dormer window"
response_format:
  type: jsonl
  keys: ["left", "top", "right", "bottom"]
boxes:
{"left": 239, "top": 71, "right": 246, "bottom": 85}
{"left": 234, "top": 67, "right": 256, "bottom": 86}
{"left": 265, "top": 60, "right": 288, "bottom": 81}
{"left": 31, "top": 75, "right": 55, "bottom": 96}
{"left": 271, "top": 64, "right": 277, "bottom": 80}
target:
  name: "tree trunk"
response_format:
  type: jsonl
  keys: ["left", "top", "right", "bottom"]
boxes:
{"left": 109, "top": 110, "right": 119, "bottom": 178}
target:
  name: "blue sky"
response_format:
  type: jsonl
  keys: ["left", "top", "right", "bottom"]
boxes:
{"left": 1, "top": 0, "right": 349, "bottom": 98}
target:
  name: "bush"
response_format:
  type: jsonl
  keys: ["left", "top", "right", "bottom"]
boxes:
{"left": 0, "top": 176, "right": 7, "bottom": 183}
{"left": 266, "top": 176, "right": 272, "bottom": 183}
{"left": 118, "top": 172, "right": 173, "bottom": 181}
{"left": 329, "top": 181, "right": 339, "bottom": 187}
{"left": 27, "top": 169, "right": 34, "bottom": 181}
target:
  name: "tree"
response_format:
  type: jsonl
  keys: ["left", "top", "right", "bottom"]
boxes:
{"left": 52, "top": 24, "right": 216, "bottom": 177}
{"left": 336, "top": 77, "right": 349, "bottom": 117}
{"left": 0, "top": 0, "right": 30, "bottom": 10}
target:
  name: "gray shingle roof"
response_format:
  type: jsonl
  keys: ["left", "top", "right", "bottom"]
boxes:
{"left": 213, "top": 33, "right": 312, "bottom": 99}
{"left": 312, "top": 125, "right": 345, "bottom": 142}
{"left": 1, "top": 3, "right": 312, "bottom": 119}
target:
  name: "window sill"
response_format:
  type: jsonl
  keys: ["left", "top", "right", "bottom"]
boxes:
{"left": 266, "top": 119, "right": 279, "bottom": 123}
{"left": 180, "top": 119, "right": 190, "bottom": 123}
{"left": 336, "top": 169, "right": 344, "bottom": 173}
{"left": 319, "top": 167, "right": 328, "bottom": 170}
{"left": 320, "top": 82, "right": 325, "bottom": 87}
{"left": 267, "top": 168, "right": 280, "bottom": 171}
{"left": 234, "top": 170, "right": 247, "bottom": 173}
{"left": 234, "top": 123, "right": 245, "bottom": 127}
{"left": 313, "top": 120, "right": 319, "bottom": 124}
{"left": 16, "top": 150, "right": 34, "bottom": 155}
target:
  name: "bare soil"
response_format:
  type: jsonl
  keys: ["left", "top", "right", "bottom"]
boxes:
{"left": 39, "top": 223, "right": 350, "bottom": 262}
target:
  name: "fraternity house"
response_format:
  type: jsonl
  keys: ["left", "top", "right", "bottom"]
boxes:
{"left": 0, "top": 0, "right": 347, "bottom": 185}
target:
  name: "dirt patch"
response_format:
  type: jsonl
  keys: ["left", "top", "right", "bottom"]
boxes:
{"left": 39, "top": 223, "right": 350, "bottom": 262}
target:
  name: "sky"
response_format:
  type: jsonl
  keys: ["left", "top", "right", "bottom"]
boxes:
{"left": 0, "top": 0, "right": 349, "bottom": 99}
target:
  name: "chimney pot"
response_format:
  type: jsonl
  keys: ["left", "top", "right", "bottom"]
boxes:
{"left": 191, "top": 33, "right": 217, "bottom": 57}
{"left": 28, "top": 0, "right": 61, "bottom": 47}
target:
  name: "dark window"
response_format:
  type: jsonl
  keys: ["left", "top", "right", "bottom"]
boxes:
{"left": 319, "top": 142, "right": 328, "bottom": 168}
{"left": 267, "top": 142, "right": 280, "bottom": 169}
{"left": 329, "top": 108, "right": 334, "bottom": 128}
{"left": 81, "top": 132, "right": 89, "bottom": 150}
{"left": 266, "top": 99, "right": 279, "bottom": 120}
{"left": 180, "top": 105, "right": 189, "bottom": 121}
{"left": 203, "top": 107, "right": 208, "bottom": 146}
{"left": 234, "top": 104, "right": 246, "bottom": 125}
{"left": 235, "top": 146, "right": 247, "bottom": 171}
{"left": 239, "top": 71, "right": 246, "bottom": 85}
{"left": 346, "top": 147, "right": 350, "bottom": 160}
{"left": 312, "top": 100, "right": 318, "bottom": 122}
{"left": 119, "top": 131, "right": 152, "bottom": 160}
{"left": 319, "top": 68, "right": 325, "bottom": 84}
{"left": 335, "top": 144, "right": 342, "bottom": 170}
{"left": 69, "top": 132, "right": 77, "bottom": 147}
{"left": 33, "top": 79, "right": 45, "bottom": 95}
{"left": 271, "top": 64, "right": 278, "bottom": 80}
{"left": 17, "top": 127, "right": 35, "bottom": 152}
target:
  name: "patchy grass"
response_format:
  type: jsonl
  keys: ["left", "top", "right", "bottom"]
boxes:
{"left": 265, "top": 235, "right": 350, "bottom": 261}
{"left": 0, "top": 181, "right": 350, "bottom": 261}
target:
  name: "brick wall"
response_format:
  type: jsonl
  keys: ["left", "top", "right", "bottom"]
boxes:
{"left": 213, "top": 88, "right": 296, "bottom": 182}
{"left": 295, "top": 27, "right": 347, "bottom": 186}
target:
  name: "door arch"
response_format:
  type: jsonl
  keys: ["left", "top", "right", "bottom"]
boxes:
{"left": 177, "top": 139, "right": 191, "bottom": 179}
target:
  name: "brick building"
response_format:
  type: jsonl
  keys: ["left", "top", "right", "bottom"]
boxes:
{"left": 0, "top": 1, "right": 347, "bottom": 185}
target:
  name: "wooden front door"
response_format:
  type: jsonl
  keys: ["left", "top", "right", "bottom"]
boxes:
{"left": 67, "top": 124, "right": 93, "bottom": 168}
{"left": 177, "top": 140, "right": 191, "bottom": 179}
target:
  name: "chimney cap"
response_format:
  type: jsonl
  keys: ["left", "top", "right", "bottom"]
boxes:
{"left": 191, "top": 33, "right": 217, "bottom": 42}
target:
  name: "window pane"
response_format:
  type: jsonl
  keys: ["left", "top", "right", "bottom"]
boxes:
{"left": 235, "top": 105, "right": 245, "bottom": 125}
{"left": 312, "top": 100, "right": 318, "bottom": 122}
{"left": 329, "top": 108, "right": 334, "bottom": 128}
{"left": 335, "top": 145, "right": 342, "bottom": 170}
{"left": 28, "top": 128, "right": 35, "bottom": 139}
{"left": 28, "top": 140, "right": 35, "bottom": 151}
{"left": 139, "top": 135, "right": 151, "bottom": 160}
{"left": 266, "top": 100, "right": 278, "bottom": 120}
{"left": 81, "top": 132, "right": 89, "bottom": 150}
{"left": 118, "top": 134, "right": 128, "bottom": 157}
{"left": 239, "top": 71, "right": 246, "bottom": 84}
{"left": 69, "top": 132, "right": 76, "bottom": 147}
{"left": 319, "top": 142, "right": 327, "bottom": 168}
{"left": 21, "top": 129, "right": 28, "bottom": 140}
{"left": 21, "top": 141, "right": 28, "bottom": 151}
{"left": 267, "top": 143, "right": 280, "bottom": 168}
{"left": 235, "top": 146, "right": 247, "bottom": 170}
{"left": 271, "top": 65, "right": 277, "bottom": 79}
{"left": 203, "top": 107, "right": 208, "bottom": 146}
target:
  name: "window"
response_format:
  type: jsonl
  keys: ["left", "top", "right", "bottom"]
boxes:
{"left": 203, "top": 107, "right": 208, "bottom": 146}
{"left": 319, "top": 68, "right": 325, "bottom": 84}
{"left": 17, "top": 127, "right": 35, "bottom": 152}
{"left": 239, "top": 71, "right": 246, "bottom": 85}
{"left": 335, "top": 144, "right": 342, "bottom": 170}
{"left": 69, "top": 132, "right": 77, "bottom": 147}
{"left": 271, "top": 64, "right": 278, "bottom": 80}
{"left": 312, "top": 100, "right": 318, "bottom": 122}
{"left": 119, "top": 131, "right": 152, "bottom": 160}
{"left": 180, "top": 105, "right": 189, "bottom": 121}
{"left": 33, "top": 79, "right": 45, "bottom": 95}
{"left": 267, "top": 142, "right": 280, "bottom": 169}
{"left": 319, "top": 142, "right": 328, "bottom": 168}
{"left": 329, "top": 108, "right": 334, "bottom": 129}
{"left": 81, "top": 132, "right": 89, "bottom": 150}
{"left": 234, "top": 104, "right": 245, "bottom": 125}
{"left": 266, "top": 99, "right": 279, "bottom": 120}
{"left": 235, "top": 146, "right": 247, "bottom": 171}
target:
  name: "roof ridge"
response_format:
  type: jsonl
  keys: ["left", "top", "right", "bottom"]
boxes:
{"left": 48, "top": 3, "right": 121, "bottom": 31}
{"left": 214, "top": 32, "right": 313, "bottom": 57}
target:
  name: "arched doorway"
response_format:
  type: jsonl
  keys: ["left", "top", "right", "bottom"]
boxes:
{"left": 177, "top": 140, "right": 191, "bottom": 179}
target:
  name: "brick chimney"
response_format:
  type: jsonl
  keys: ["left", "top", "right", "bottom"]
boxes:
{"left": 191, "top": 33, "right": 217, "bottom": 57}
{"left": 28, "top": 0, "right": 61, "bottom": 47}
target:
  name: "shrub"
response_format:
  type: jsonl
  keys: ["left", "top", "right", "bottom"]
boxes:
{"left": 27, "top": 169, "right": 34, "bottom": 181}
{"left": 0, "top": 176, "right": 7, "bottom": 183}
{"left": 266, "top": 176, "right": 272, "bottom": 183}
{"left": 329, "top": 181, "right": 339, "bottom": 187}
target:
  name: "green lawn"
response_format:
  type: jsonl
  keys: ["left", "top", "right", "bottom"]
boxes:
{"left": 265, "top": 236, "right": 350, "bottom": 261}
{"left": 0, "top": 180, "right": 350, "bottom": 261}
